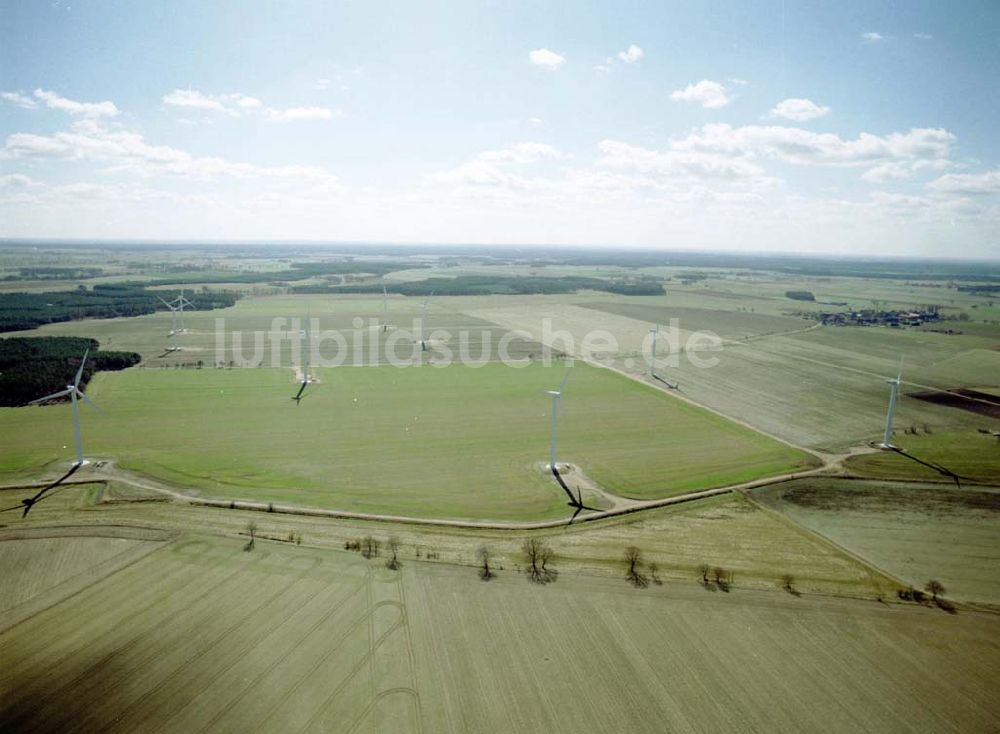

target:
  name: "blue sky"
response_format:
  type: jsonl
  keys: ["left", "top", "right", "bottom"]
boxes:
{"left": 1, "top": 0, "right": 998, "bottom": 257}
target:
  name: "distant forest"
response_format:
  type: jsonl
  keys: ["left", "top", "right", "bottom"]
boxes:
{"left": 0, "top": 336, "right": 140, "bottom": 406}
{"left": 0, "top": 266, "right": 106, "bottom": 281}
{"left": 0, "top": 284, "right": 238, "bottom": 332}
{"left": 136, "top": 260, "right": 425, "bottom": 287}
{"left": 293, "top": 275, "right": 665, "bottom": 297}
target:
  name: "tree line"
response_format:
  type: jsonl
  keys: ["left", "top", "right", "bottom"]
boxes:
{"left": 139, "top": 260, "right": 425, "bottom": 287}
{"left": 0, "top": 284, "right": 238, "bottom": 332}
{"left": 293, "top": 274, "right": 665, "bottom": 297}
{"left": 0, "top": 336, "right": 141, "bottom": 406}
{"left": 1, "top": 266, "right": 105, "bottom": 282}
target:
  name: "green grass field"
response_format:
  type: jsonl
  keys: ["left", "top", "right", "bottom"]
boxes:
{"left": 0, "top": 362, "right": 812, "bottom": 521}
{"left": 753, "top": 478, "right": 1000, "bottom": 604}
{"left": 1, "top": 530, "right": 997, "bottom": 733}
{"left": 846, "top": 430, "right": 1000, "bottom": 482}
{"left": 11, "top": 293, "right": 544, "bottom": 367}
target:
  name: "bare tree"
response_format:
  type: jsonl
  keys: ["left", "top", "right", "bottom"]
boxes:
{"left": 244, "top": 520, "right": 257, "bottom": 552}
{"left": 624, "top": 546, "right": 648, "bottom": 588}
{"left": 698, "top": 563, "right": 711, "bottom": 588}
{"left": 648, "top": 561, "right": 662, "bottom": 586}
{"left": 925, "top": 580, "right": 945, "bottom": 602}
{"left": 385, "top": 537, "right": 401, "bottom": 570}
{"left": 781, "top": 574, "right": 800, "bottom": 596}
{"left": 477, "top": 546, "right": 494, "bottom": 581}
{"left": 713, "top": 566, "right": 730, "bottom": 592}
{"left": 523, "top": 538, "right": 557, "bottom": 584}
{"left": 361, "top": 536, "right": 379, "bottom": 559}
{"left": 540, "top": 544, "right": 557, "bottom": 583}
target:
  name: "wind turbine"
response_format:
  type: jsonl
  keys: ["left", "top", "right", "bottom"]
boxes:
{"left": 159, "top": 290, "right": 194, "bottom": 333}
{"left": 544, "top": 361, "right": 573, "bottom": 472}
{"left": 648, "top": 323, "right": 678, "bottom": 389}
{"left": 157, "top": 296, "right": 181, "bottom": 351}
{"left": 879, "top": 357, "right": 903, "bottom": 449}
{"left": 157, "top": 291, "right": 194, "bottom": 352}
{"left": 380, "top": 284, "right": 390, "bottom": 333}
{"left": 28, "top": 349, "right": 101, "bottom": 468}
{"left": 172, "top": 289, "right": 195, "bottom": 333}
{"left": 542, "top": 360, "right": 599, "bottom": 521}
{"left": 292, "top": 313, "right": 312, "bottom": 403}
{"left": 419, "top": 291, "right": 434, "bottom": 351}
{"left": 649, "top": 324, "right": 658, "bottom": 378}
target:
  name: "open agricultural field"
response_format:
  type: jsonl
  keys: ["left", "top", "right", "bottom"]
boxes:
{"left": 753, "top": 478, "right": 1000, "bottom": 604}
{"left": 0, "top": 482, "right": 889, "bottom": 598}
{"left": 0, "top": 362, "right": 813, "bottom": 520}
{"left": 442, "top": 292, "right": 999, "bottom": 452}
{"left": 9, "top": 293, "right": 544, "bottom": 367}
{"left": 0, "top": 529, "right": 997, "bottom": 733}
{"left": 579, "top": 299, "right": 812, "bottom": 340}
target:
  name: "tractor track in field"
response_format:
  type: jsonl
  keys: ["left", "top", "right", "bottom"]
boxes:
{"left": 2, "top": 456, "right": 866, "bottom": 531}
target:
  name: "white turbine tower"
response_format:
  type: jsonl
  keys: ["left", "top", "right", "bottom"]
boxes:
{"left": 381, "top": 284, "right": 390, "bottom": 333}
{"left": 173, "top": 289, "right": 194, "bottom": 333}
{"left": 648, "top": 323, "right": 678, "bottom": 388}
{"left": 419, "top": 291, "right": 434, "bottom": 351}
{"left": 292, "top": 313, "right": 312, "bottom": 403}
{"left": 649, "top": 324, "right": 658, "bottom": 379}
{"left": 544, "top": 361, "right": 573, "bottom": 470}
{"left": 879, "top": 358, "right": 904, "bottom": 449}
{"left": 28, "top": 350, "right": 100, "bottom": 467}
{"left": 302, "top": 313, "right": 312, "bottom": 384}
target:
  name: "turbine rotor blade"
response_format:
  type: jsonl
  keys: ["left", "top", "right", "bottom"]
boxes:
{"left": 558, "top": 360, "right": 573, "bottom": 393}
{"left": 74, "top": 349, "right": 90, "bottom": 387}
{"left": 77, "top": 390, "right": 102, "bottom": 414}
{"left": 29, "top": 388, "right": 74, "bottom": 405}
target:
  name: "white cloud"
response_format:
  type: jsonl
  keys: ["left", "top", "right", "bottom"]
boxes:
{"left": 234, "top": 95, "right": 262, "bottom": 109}
{"left": 861, "top": 32, "right": 884, "bottom": 42}
{"left": 164, "top": 89, "right": 336, "bottom": 122}
{"left": 477, "top": 142, "right": 565, "bottom": 164}
{"left": 673, "top": 124, "right": 954, "bottom": 168}
{"left": 314, "top": 78, "right": 332, "bottom": 90}
{"left": 597, "top": 139, "right": 765, "bottom": 180}
{"left": 527, "top": 117, "right": 543, "bottom": 127}
{"left": 617, "top": 44, "right": 644, "bottom": 63}
{"left": 426, "top": 142, "right": 567, "bottom": 192}
{"left": 861, "top": 158, "right": 950, "bottom": 184}
{"left": 265, "top": 106, "right": 339, "bottom": 122}
{"left": 927, "top": 170, "right": 1000, "bottom": 195}
{"left": 0, "top": 173, "right": 36, "bottom": 188}
{"left": 670, "top": 80, "right": 732, "bottom": 109}
{"left": 2, "top": 124, "right": 341, "bottom": 186}
{"left": 528, "top": 48, "right": 565, "bottom": 69}
{"left": 1, "top": 91, "right": 37, "bottom": 109}
{"left": 770, "top": 98, "right": 830, "bottom": 122}
{"left": 162, "top": 89, "right": 227, "bottom": 112}
{"left": 33, "top": 88, "right": 119, "bottom": 117}
{"left": 913, "top": 32, "right": 933, "bottom": 40}
{"left": 162, "top": 89, "right": 261, "bottom": 115}
{"left": 861, "top": 162, "right": 913, "bottom": 183}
